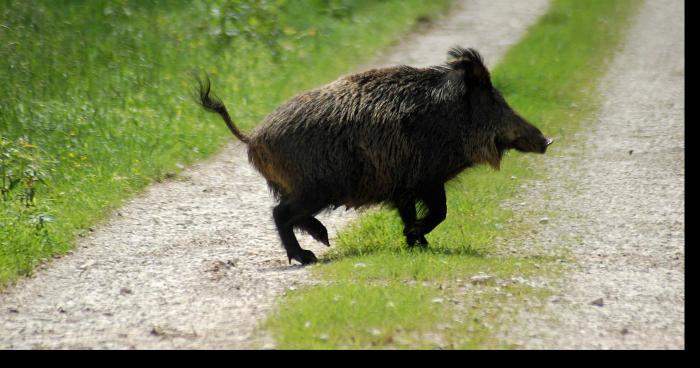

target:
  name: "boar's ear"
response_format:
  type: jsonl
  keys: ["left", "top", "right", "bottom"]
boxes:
{"left": 446, "top": 47, "right": 490, "bottom": 85}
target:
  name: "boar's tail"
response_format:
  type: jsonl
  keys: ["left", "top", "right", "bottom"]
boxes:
{"left": 196, "top": 76, "right": 250, "bottom": 144}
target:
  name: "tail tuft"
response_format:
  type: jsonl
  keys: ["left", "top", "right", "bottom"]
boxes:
{"left": 196, "top": 76, "right": 225, "bottom": 115}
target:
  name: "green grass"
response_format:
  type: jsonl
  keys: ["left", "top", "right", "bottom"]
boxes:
{"left": 0, "top": 0, "right": 453, "bottom": 285}
{"left": 266, "top": 0, "right": 640, "bottom": 349}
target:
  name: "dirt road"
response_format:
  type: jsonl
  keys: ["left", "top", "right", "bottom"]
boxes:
{"left": 0, "top": 0, "right": 550, "bottom": 349}
{"left": 500, "top": 0, "right": 684, "bottom": 349}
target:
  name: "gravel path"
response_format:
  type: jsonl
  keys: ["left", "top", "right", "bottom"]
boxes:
{"left": 499, "top": 0, "right": 684, "bottom": 349}
{"left": 0, "top": 0, "right": 550, "bottom": 349}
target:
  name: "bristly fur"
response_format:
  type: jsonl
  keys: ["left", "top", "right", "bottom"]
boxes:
{"left": 446, "top": 46, "right": 485, "bottom": 65}
{"left": 244, "top": 47, "right": 507, "bottom": 207}
{"left": 196, "top": 46, "right": 550, "bottom": 265}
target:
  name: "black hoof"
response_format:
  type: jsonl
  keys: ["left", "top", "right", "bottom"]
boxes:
{"left": 314, "top": 232, "right": 330, "bottom": 247}
{"left": 288, "top": 249, "right": 318, "bottom": 265}
{"left": 299, "top": 218, "right": 330, "bottom": 246}
{"left": 312, "top": 227, "right": 330, "bottom": 247}
{"left": 303, "top": 230, "right": 330, "bottom": 246}
{"left": 406, "top": 233, "right": 428, "bottom": 248}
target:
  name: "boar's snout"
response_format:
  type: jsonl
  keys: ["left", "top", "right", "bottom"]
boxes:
{"left": 508, "top": 122, "right": 552, "bottom": 154}
{"left": 495, "top": 98, "right": 551, "bottom": 155}
{"left": 531, "top": 135, "right": 553, "bottom": 154}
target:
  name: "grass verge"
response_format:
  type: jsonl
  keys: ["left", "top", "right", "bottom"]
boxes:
{"left": 0, "top": 0, "right": 452, "bottom": 285}
{"left": 265, "top": 0, "right": 640, "bottom": 349}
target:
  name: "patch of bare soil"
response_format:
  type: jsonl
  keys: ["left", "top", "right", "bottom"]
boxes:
{"left": 497, "top": 0, "right": 684, "bottom": 349}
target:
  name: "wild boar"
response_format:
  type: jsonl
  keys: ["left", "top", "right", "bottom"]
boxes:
{"left": 197, "top": 47, "right": 552, "bottom": 265}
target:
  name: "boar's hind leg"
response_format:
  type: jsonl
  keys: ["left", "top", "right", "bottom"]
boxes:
{"left": 395, "top": 198, "right": 428, "bottom": 247}
{"left": 295, "top": 217, "right": 330, "bottom": 246}
{"left": 408, "top": 185, "right": 447, "bottom": 247}
{"left": 273, "top": 197, "right": 325, "bottom": 265}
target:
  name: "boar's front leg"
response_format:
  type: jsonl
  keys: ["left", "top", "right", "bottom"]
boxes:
{"left": 407, "top": 184, "right": 447, "bottom": 247}
{"left": 394, "top": 198, "right": 428, "bottom": 247}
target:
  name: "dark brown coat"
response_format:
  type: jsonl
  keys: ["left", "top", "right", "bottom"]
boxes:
{"left": 198, "top": 47, "right": 552, "bottom": 264}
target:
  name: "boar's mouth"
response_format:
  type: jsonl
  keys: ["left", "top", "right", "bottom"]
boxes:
{"left": 508, "top": 136, "right": 553, "bottom": 154}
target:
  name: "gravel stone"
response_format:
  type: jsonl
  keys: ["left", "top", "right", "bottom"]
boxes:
{"left": 470, "top": 274, "right": 495, "bottom": 285}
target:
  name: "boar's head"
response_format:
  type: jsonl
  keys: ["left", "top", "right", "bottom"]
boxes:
{"left": 447, "top": 47, "right": 553, "bottom": 169}
{"left": 491, "top": 91, "right": 553, "bottom": 155}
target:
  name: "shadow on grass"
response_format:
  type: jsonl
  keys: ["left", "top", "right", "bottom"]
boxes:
{"left": 319, "top": 240, "right": 490, "bottom": 263}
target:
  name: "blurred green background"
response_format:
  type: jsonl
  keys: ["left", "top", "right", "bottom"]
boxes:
{"left": 0, "top": 0, "right": 450, "bottom": 284}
